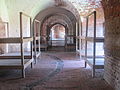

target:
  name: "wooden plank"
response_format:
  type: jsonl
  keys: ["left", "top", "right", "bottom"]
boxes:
{"left": 85, "top": 57, "right": 104, "bottom": 69}
{"left": 86, "top": 11, "right": 96, "bottom": 18}
{"left": 36, "top": 52, "right": 41, "bottom": 58}
{"left": 34, "top": 19, "right": 40, "bottom": 23}
{"left": 76, "top": 36, "right": 80, "bottom": 38}
{"left": 94, "top": 65, "right": 104, "bottom": 69}
{"left": 0, "top": 56, "right": 32, "bottom": 59}
{"left": 95, "top": 37, "right": 104, "bottom": 42}
{"left": 0, "top": 38, "right": 21, "bottom": 43}
{"left": 86, "top": 57, "right": 104, "bottom": 65}
{"left": 34, "top": 36, "right": 40, "bottom": 40}
{"left": 81, "top": 55, "right": 104, "bottom": 58}
{"left": 0, "top": 52, "right": 34, "bottom": 59}
{"left": 20, "top": 12, "right": 32, "bottom": 18}
{"left": 80, "top": 36, "right": 86, "bottom": 40}
{"left": 80, "top": 37, "right": 104, "bottom": 42}
{"left": 23, "top": 37, "right": 33, "bottom": 42}
{"left": 87, "top": 37, "right": 104, "bottom": 42}
{"left": 0, "top": 37, "right": 33, "bottom": 43}
{"left": 0, "top": 59, "right": 32, "bottom": 69}
{"left": 0, "top": 66, "right": 22, "bottom": 69}
{"left": 24, "top": 59, "right": 33, "bottom": 69}
{"left": 0, "top": 52, "right": 32, "bottom": 56}
{"left": 66, "top": 35, "right": 76, "bottom": 37}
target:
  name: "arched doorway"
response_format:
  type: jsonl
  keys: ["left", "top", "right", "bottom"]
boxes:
{"left": 50, "top": 24, "right": 66, "bottom": 47}
{"left": 34, "top": 6, "right": 78, "bottom": 51}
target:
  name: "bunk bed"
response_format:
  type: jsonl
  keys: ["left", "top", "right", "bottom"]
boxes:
{"left": 65, "top": 35, "right": 76, "bottom": 51}
{"left": 80, "top": 11, "right": 105, "bottom": 77}
{"left": 33, "top": 19, "right": 41, "bottom": 64}
{"left": 76, "top": 22, "right": 81, "bottom": 55}
{"left": 0, "top": 12, "right": 34, "bottom": 78}
{"left": 40, "top": 35, "right": 48, "bottom": 51}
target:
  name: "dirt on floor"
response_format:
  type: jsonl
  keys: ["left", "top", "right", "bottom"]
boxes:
{"left": 0, "top": 52, "right": 114, "bottom": 90}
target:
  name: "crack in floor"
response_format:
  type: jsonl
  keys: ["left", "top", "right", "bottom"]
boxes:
{"left": 22, "top": 54, "right": 64, "bottom": 90}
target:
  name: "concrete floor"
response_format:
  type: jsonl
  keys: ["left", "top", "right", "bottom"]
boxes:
{"left": 0, "top": 51, "right": 113, "bottom": 90}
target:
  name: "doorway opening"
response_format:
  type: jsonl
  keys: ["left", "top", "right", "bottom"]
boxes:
{"left": 50, "top": 24, "right": 65, "bottom": 47}
{"left": 47, "top": 24, "right": 66, "bottom": 51}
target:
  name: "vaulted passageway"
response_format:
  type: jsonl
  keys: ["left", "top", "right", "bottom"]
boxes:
{"left": 35, "top": 5, "right": 79, "bottom": 51}
{"left": 0, "top": 0, "right": 120, "bottom": 90}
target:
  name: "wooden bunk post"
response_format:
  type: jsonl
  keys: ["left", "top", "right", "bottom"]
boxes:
{"left": 65, "top": 25, "right": 67, "bottom": 52}
{"left": 37, "top": 20, "right": 41, "bottom": 57}
{"left": 39, "top": 23, "right": 41, "bottom": 53}
{"left": 37, "top": 22, "right": 41, "bottom": 59}
{"left": 92, "top": 11, "right": 96, "bottom": 77}
{"left": 30, "top": 17, "right": 33, "bottom": 68}
{"left": 76, "top": 21, "right": 80, "bottom": 56}
{"left": 85, "top": 17, "right": 88, "bottom": 68}
{"left": 33, "top": 19, "right": 41, "bottom": 64}
{"left": 33, "top": 20, "right": 37, "bottom": 64}
{"left": 20, "top": 12, "right": 25, "bottom": 78}
{"left": 79, "top": 18, "right": 83, "bottom": 59}
{"left": 34, "top": 20, "right": 38, "bottom": 64}
{"left": 76, "top": 22, "right": 78, "bottom": 51}
{"left": 80, "top": 20, "right": 82, "bottom": 60}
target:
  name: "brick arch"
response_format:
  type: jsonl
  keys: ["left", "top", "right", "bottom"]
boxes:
{"left": 40, "top": 14, "right": 73, "bottom": 37}
{"left": 49, "top": 22, "right": 67, "bottom": 29}
{"left": 40, "top": 13, "right": 72, "bottom": 28}
{"left": 35, "top": 7, "right": 78, "bottom": 25}
{"left": 46, "top": 23, "right": 68, "bottom": 39}
{"left": 48, "top": 22, "right": 69, "bottom": 35}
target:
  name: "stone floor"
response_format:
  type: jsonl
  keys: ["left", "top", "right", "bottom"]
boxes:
{"left": 0, "top": 51, "right": 114, "bottom": 90}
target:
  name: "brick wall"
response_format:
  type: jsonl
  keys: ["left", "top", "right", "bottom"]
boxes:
{"left": 102, "top": 0, "right": 120, "bottom": 90}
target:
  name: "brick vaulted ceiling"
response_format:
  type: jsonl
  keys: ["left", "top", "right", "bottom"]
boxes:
{"left": 54, "top": 0, "right": 102, "bottom": 16}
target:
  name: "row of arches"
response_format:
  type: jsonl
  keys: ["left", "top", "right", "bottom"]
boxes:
{"left": 34, "top": 6, "right": 79, "bottom": 50}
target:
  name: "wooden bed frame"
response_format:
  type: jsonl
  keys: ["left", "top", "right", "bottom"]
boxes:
{"left": 33, "top": 19, "right": 41, "bottom": 64}
{"left": 0, "top": 12, "right": 34, "bottom": 78}
{"left": 40, "top": 36, "right": 48, "bottom": 51}
{"left": 76, "top": 20, "right": 81, "bottom": 56}
{"left": 40, "top": 44, "right": 48, "bottom": 51}
{"left": 80, "top": 11, "right": 104, "bottom": 77}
